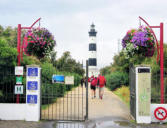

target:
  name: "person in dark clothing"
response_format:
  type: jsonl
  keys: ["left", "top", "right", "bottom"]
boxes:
{"left": 84, "top": 77, "right": 87, "bottom": 88}
{"left": 81, "top": 78, "right": 84, "bottom": 87}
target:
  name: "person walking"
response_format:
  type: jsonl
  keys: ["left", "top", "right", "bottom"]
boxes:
{"left": 84, "top": 77, "right": 87, "bottom": 88}
{"left": 98, "top": 74, "right": 106, "bottom": 100}
{"left": 90, "top": 76, "right": 97, "bottom": 99}
{"left": 81, "top": 77, "right": 84, "bottom": 87}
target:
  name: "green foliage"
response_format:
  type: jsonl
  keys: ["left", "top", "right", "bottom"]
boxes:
{"left": 105, "top": 72, "right": 128, "bottom": 91}
{"left": 113, "top": 86, "right": 130, "bottom": 106}
{"left": 0, "top": 39, "right": 17, "bottom": 95}
{"left": 0, "top": 26, "right": 17, "bottom": 48}
{"left": 100, "top": 66, "right": 111, "bottom": 76}
{"left": 21, "top": 55, "right": 41, "bottom": 66}
{"left": 41, "top": 62, "right": 82, "bottom": 104}
{"left": 101, "top": 43, "right": 167, "bottom": 103}
{"left": 0, "top": 39, "right": 17, "bottom": 66}
{"left": 56, "top": 51, "right": 84, "bottom": 76}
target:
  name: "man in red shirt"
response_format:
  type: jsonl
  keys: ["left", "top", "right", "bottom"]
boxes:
{"left": 98, "top": 74, "right": 106, "bottom": 99}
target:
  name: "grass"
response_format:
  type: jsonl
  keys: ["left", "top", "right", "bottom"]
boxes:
{"left": 113, "top": 86, "right": 130, "bottom": 107}
{"left": 42, "top": 104, "right": 49, "bottom": 110}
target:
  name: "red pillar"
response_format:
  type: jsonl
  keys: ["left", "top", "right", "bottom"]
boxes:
{"left": 17, "top": 24, "right": 21, "bottom": 103}
{"left": 17, "top": 24, "right": 21, "bottom": 66}
{"left": 160, "top": 23, "right": 164, "bottom": 103}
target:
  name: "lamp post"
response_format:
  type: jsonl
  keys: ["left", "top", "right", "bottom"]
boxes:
{"left": 139, "top": 16, "right": 164, "bottom": 103}
{"left": 16, "top": 18, "right": 41, "bottom": 103}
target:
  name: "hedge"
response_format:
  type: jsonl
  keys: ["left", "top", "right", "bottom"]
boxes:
{"left": 105, "top": 71, "right": 129, "bottom": 91}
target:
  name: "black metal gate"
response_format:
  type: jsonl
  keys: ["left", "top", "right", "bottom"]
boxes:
{"left": 41, "top": 61, "right": 89, "bottom": 121}
{"left": 129, "top": 66, "right": 136, "bottom": 119}
{"left": 41, "top": 83, "right": 87, "bottom": 121}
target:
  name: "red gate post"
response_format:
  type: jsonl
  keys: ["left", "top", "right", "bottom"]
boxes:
{"left": 160, "top": 23, "right": 164, "bottom": 103}
{"left": 139, "top": 16, "right": 164, "bottom": 103}
{"left": 16, "top": 24, "right": 21, "bottom": 103}
{"left": 16, "top": 18, "right": 41, "bottom": 103}
{"left": 17, "top": 24, "right": 21, "bottom": 66}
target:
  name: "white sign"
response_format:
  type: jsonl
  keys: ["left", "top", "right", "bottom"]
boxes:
{"left": 15, "top": 66, "right": 24, "bottom": 75}
{"left": 65, "top": 76, "right": 74, "bottom": 85}
{"left": 15, "top": 85, "right": 23, "bottom": 94}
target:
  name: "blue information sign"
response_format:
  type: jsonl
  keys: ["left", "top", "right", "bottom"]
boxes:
{"left": 52, "top": 75, "right": 64, "bottom": 83}
{"left": 27, "top": 81, "right": 38, "bottom": 90}
{"left": 27, "top": 95, "right": 37, "bottom": 104}
{"left": 28, "top": 68, "right": 38, "bottom": 77}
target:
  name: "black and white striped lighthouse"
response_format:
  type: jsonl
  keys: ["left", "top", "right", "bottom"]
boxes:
{"left": 88, "top": 23, "right": 98, "bottom": 77}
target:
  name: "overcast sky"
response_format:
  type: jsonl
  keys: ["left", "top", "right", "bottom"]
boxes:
{"left": 0, "top": 0, "right": 167, "bottom": 68}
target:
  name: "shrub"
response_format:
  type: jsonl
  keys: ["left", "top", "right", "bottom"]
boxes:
{"left": 41, "top": 62, "right": 82, "bottom": 104}
{"left": 105, "top": 72, "right": 129, "bottom": 91}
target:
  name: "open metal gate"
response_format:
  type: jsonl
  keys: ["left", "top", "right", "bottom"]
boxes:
{"left": 41, "top": 61, "right": 89, "bottom": 121}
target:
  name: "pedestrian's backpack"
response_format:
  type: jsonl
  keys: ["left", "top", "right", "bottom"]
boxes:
{"left": 99, "top": 76, "right": 105, "bottom": 85}
{"left": 91, "top": 78, "right": 97, "bottom": 86}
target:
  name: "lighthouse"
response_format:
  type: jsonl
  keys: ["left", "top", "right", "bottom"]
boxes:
{"left": 88, "top": 23, "right": 99, "bottom": 77}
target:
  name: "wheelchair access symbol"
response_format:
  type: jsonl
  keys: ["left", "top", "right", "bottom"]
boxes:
{"left": 27, "top": 67, "right": 38, "bottom": 77}
{"left": 27, "top": 81, "right": 38, "bottom": 90}
{"left": 154, "top": 107, "right": 167, "bottom": 121}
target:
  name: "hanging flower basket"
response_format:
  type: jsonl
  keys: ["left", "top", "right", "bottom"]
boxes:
{"left": 122, "top": 26, "right": 155, "bottom": 58}
{"left": 23, "top": 28, "right": 56, "bottom": 59}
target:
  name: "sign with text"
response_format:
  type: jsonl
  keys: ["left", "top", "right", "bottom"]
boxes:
{"left": 52, "top": 75, "right": 64, "bottom": 83}
{"left": 27, "top": 95, "right": 37, "bottom": 104}
{"left": 16, "top": 76, "right": 23, "bottom": 84}
{"left": 27, "top": 81, "right": 38, "bottom": 90}
{"left": 65, "top": 76, "right": 74, "bottom": 85}
{"left": 27, "top": 67, "right": 38, "bottom": 77}
{"left": 138, "top": 72, "right": 151, "bottom": 116}
{"left": 15, "top": 85, "right": 23, "bottom": 94}
{"left": 15, "top": 66, "right": 24, "bottom": 75}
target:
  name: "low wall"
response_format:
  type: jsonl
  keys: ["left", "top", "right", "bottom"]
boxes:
{"left": 0, "top": 104, "right": 26, "bottom": 120}
{"left": 0, "top": 103, "right": 40, "bottom": 121}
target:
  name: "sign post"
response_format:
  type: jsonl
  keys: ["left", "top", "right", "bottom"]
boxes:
{"left": 15, "top": 66, "right": 24, "bottom": 103}
{"left": 136, "top": 66, "right": 151, "bottom": 123}
{"left": 26, "top": 65, "right": 41, "bottom": 121}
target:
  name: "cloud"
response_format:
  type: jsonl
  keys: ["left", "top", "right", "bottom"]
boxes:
{"left": 0, "top": 0, "right": 167, "bottom": 68}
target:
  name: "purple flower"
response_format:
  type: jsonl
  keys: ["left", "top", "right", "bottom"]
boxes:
{"left": 122, "top": 34, "right": 130, "bottom": 48}
{"left": 131, "top": 31, "right": 148, "bottom": 47}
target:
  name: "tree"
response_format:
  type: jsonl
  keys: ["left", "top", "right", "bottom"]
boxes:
{"left": 50, "top": 51, "right": 57, "bottom": 66}
{"left": 0, "top": 26, "right": 17, "bottom": 48}
{"left": 0, "top": 39, "right": 17, "bottom": 66}
{"left": 56, "top": 51, "right": 84, "bottom": 76}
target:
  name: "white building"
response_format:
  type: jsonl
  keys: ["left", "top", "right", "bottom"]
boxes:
{"left": 88, "top": 24, "right": 99, "bottom": 77}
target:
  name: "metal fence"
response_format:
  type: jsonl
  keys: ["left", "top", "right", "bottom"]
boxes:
{"left": 151, "top": 69, "right": 167, "bottom": 103}
{"left": 0, "top": 65, "right": 26, "bottom": 103}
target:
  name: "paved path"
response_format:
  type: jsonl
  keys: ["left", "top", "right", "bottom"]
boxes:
{"left": 42, "top": 84, "right": 131, "bottom": 121}
{"left": 88, "top": 87, "right": 131, "bottom": 120}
